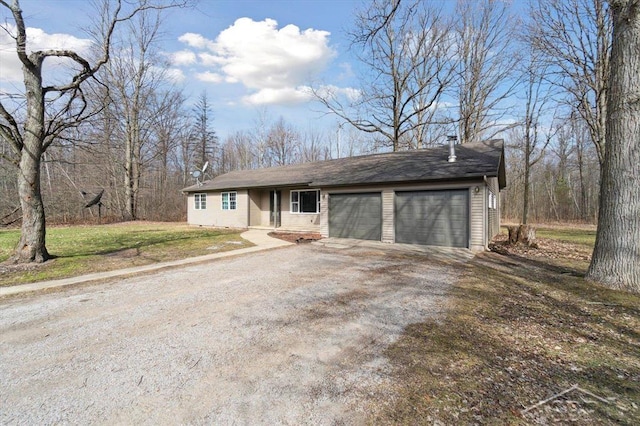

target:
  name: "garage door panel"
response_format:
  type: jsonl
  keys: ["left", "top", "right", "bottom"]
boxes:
{"left": 395, "top": 190, "right": 469, "bottom": 247}
{"left": 329, "top": 193, "right": 381, "bottom": 240}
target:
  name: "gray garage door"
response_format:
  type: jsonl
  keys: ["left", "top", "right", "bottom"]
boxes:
{"left": 395, "top": 190, "right": 469, "bottom": 247}
{"left": 329, "top": 193, "right": 382, "bottom": 240}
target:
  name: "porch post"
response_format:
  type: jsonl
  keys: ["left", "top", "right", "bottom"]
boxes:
{"left": 273, "top": 189, "right": 278, "bottom": 230}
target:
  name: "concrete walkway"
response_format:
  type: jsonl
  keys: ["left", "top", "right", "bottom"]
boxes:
{"left": 0, "top": 229, "right": 292, "bottom": 298}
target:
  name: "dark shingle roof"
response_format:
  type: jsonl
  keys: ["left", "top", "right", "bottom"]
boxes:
{"left": 183, "top": 139, "right": 506, "bottom": 192}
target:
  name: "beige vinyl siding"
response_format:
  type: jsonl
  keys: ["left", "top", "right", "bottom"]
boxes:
{"left": 320, "top": 190, "right": 329, "bottom": 237}
{"left": 187, "top": 190, "right": 249, "bottom": 228}
{"left": 187, "top": 193, "right": 211, "bottom": 226}
{"left": 487, "top": 177, "right": 500, "bottom": 240}
{"left": 248, "top": 190, "right": 262, "bottom": 227}
{"left": 259, "top": 191, "right": 271, "bottom": 226}
{"left": 382, "top": 189, "right": 394, "bottom": 243}
{"left": 280, "top": 189, "right": 321, "bottom": 231}
{"left": 470, "top": 185, "right": 485, "bottom": 251}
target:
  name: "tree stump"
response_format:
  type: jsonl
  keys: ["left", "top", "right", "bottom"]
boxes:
{"left": 508, "top": 226, "right": 520, "bottom": 244}
{"left": 507, "top": 224, "right": 538, "bottom": 248}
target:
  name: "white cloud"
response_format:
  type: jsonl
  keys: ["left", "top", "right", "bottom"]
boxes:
{"left": 175, "top": 18, "right": 337, "bottom": 105}
{"left": 0, "top": 24, "right": 92, "bottom": 83}
{"left": 165, "top": 68, "right": 186, "bottom": 83}
{"left": 196, "top": 71, "right": 224, "bottom": 83}
{"left": 169, "top": 50, "right": 197, "bottom": 66}
{"left": 337, "top": 62, "right": 355, "bottom": 80}
{"left": 198, "top": 52, "right": 226, "bottom": 66}
{"left": 243, "top": 86, "right": 313, "bottom": 105}
{"left": 178, "top": 32, "right": 215, "bottom": 50}
{"left": 315, "top": 84, "right": 361, "bottom": 102}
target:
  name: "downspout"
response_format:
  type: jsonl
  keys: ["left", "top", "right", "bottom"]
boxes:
{"left": 484, "top": 175, "right": 488, "bottom": 246}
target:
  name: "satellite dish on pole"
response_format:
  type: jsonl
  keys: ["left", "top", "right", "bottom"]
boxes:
{"left": 84, "top": 189, "right": 104, "bottom": 208}
{"left": 190, "top": 162, "right": 209, "bottom": 186}
{"left": 82, "top": 189, "right": 105, "bottom": 221}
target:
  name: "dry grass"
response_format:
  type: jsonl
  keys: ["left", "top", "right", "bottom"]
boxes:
{"left": 371, "top": 229, "right": 640, "bottom": 424}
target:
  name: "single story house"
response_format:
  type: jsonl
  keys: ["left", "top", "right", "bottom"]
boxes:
{"left": 182, "top": 139, "right": 506, "bottom": 251}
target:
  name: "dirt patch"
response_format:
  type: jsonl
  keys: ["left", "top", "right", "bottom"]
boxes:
{"left": 104, "top": 248, "right": 140, "bottom": 258}
{"left": 268, "top": 231, "right": 323, "bottom": 243}
{"left": 490, "top": 232, "right": 592, "bottom": 262}
{"left": 0, "top": 260, "right": 53, "bottom": 275}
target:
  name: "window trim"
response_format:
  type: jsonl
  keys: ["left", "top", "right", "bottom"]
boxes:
{"left": 221, "top": 191, "right": 237, "bottom": 210}
{"left": 290, "top": 189, "right": 320, "bottom": 214}
{"left": 194, "top": 193, "right": 207, "bottom": 210}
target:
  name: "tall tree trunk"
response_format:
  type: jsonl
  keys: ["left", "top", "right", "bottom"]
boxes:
{"left": 124, "top": 126, "right": 135, "bottom": 220}
{"left": 13, "top": 59, "right": 49, "bottom": 263}
{"left": 587, "top": 0, "right": 640, "bottom": 292}
{"left": 576, "top": 136, "right": 589, "bottom": 221}
{"left": 522, "top": 159, "right": 530, "bottom": 224}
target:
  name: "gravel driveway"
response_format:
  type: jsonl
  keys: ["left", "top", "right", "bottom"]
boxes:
{"left": 0, "top": 243, "right": 463, "bottom": 425}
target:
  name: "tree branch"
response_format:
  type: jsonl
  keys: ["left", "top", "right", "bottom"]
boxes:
{"left": 0, "top": 100, "right": 23, "bottom": 154}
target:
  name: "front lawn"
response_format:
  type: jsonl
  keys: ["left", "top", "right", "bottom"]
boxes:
{"left": 534, "top": 225, "right": 597, "bottom": 248}
{"left": 372, "top": 225, "right": 639, "bottom": 424}
{"left": 0, "top": 222, "right": 251, "bottom": 286}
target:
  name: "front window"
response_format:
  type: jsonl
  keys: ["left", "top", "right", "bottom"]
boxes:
{"left": 222, "top": 191, "right": 237, "bottom": 210}
{"left": 291, "top": 190, "right": 320, "bottom": 214}
{"left": 194, "top": 193, "right": 207, "bottom": 210}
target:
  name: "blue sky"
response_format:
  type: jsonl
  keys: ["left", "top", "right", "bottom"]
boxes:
{"left": 1, "top": 0, "right": 371, "bottom": 140}
{"left": 1, "top": 0, "right": 530, "bottom": 143}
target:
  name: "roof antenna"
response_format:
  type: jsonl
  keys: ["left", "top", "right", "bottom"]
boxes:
{"left": 190, "top": 161, "right": 209, "bottom": 186}
{"left": 447, "top": 135, "right": 457, "bottom": 163}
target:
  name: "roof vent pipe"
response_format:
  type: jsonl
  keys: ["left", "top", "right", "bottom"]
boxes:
{"left": 447, "top": 135, "right": 457, "bottom": 162}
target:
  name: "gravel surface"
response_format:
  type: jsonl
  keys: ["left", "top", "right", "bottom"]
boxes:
{"left": 0, "top": 244, "right": 462, "bottom": 425}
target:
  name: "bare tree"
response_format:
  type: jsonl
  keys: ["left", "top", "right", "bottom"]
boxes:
{"left": 454, "top": 0, "right": 520, "bottom": 144}
{"left": 314, "top": 0, "right": 456, "bottom": 151}
{"left": 587, "top": 0, "right": 640, "bottom": 292}
{"left": 569, "top": 115, "right": 596, "bottom": 221}
{"left": 299, "top": 128, "right": 329, "bottom": 163}
{"left": 528, "top": 0, "right": 611, "bottom": 166}
{"left": 146, "top": 89, "right": 188, "bottom": 215}
{"left": 103, "top": 8, "right": 171, "bottom": 220}
{"left": 191, "top": 91, "right": 217, "bottom": 173}
{"left": 516, "top": 54, "right": 557, "bottom": 224}
{"left": 218, "top": 131, "right": 255, "bottom": 174}
{"left": 0, "top": 0, "right": 186, "bottom": 263}
{"left": 266, "top": 117, "right": 300, "bottom": 166}
{"left": 250, "top": 108, "right": 272, "bottom": 168}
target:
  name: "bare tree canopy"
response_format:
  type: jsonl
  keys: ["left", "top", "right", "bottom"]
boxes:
{"left": 454, "top": 0, "right": 520, "bottom": 144}
{"left": 528, "top": 0, "right": 611, "bottom": 166}
{"left": 313, "top": 0, "right": 456, "bottom": 151}
{"left": 0, "top": 0, "right": 188, "bottom": 263}
{"left": 511, "top": 51, "right": 557, "bottom": 224}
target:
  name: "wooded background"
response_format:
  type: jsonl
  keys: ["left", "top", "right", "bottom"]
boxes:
{"left": 0, "top": 0, "right": 609, "bottom": 227}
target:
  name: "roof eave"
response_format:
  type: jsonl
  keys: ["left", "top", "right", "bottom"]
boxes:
{"left": 311, "top": 173, "right": 498, "bottom": 188}
{"left": 182, "top": 181, "right": 313, "bottom": 193}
